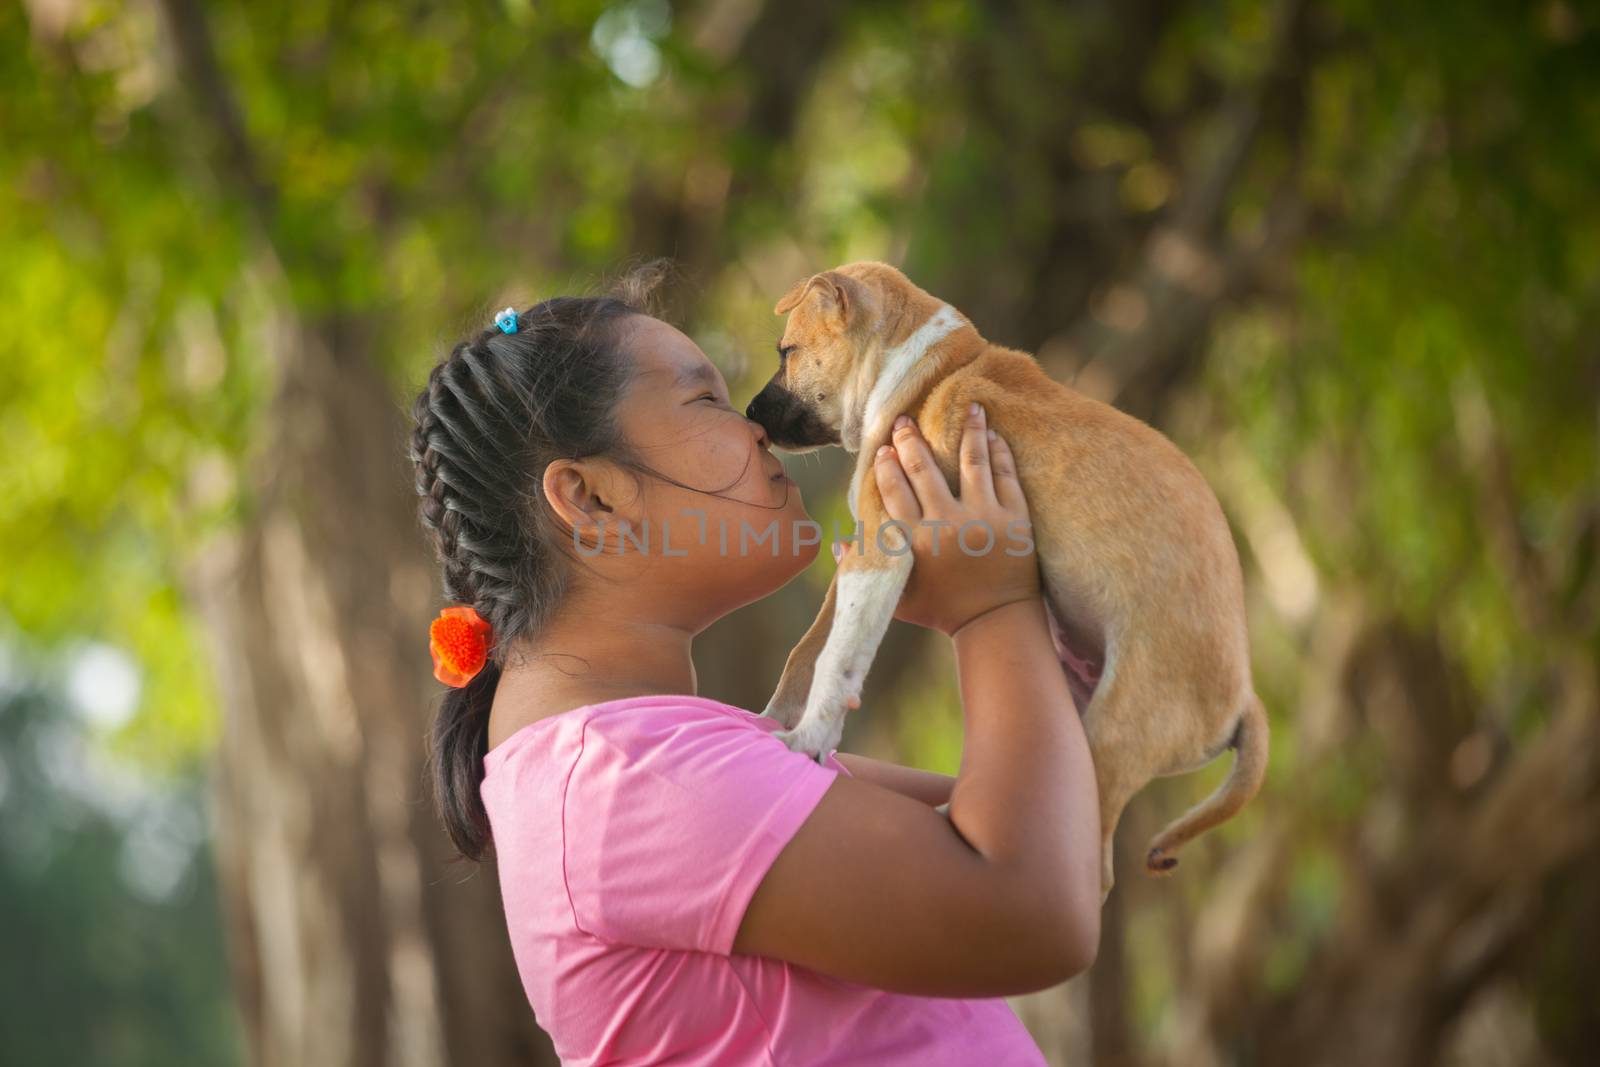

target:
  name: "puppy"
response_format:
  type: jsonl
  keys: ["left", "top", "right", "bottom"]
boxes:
{"left": 745, "top": 261, "right": 1269, "bottom": 899}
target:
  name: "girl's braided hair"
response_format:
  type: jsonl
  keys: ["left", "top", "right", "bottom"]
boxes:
{"left": 408, "top": 260, "right": 671, "bottom": 860}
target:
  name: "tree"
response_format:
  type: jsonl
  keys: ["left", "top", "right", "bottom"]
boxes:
{"left": 4, "top": 0, "right": 1595, "bottom": 1063}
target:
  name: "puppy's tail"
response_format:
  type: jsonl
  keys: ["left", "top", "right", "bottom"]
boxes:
{"left": 1144, "top": 691, "right": 1270, "bottom": 876}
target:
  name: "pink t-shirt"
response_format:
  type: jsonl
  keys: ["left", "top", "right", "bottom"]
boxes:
{"left": 480, "top": 693, "right": 1047, "bottom": 1066}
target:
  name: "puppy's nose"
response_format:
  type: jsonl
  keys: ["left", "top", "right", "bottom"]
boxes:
{"left": 746, "top": 385, "right": 785, "bottom": 438}
{"left": 746, "top": 391, "right": 774, "bottom": 428}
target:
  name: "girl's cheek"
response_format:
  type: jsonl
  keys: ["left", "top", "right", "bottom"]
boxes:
{"left": 710, "top": 432, "right": 759, "bottom": 484}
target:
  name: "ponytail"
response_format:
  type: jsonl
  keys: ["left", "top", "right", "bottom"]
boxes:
{"left": 429, "top": 658, "right": 502, "bottom": 861}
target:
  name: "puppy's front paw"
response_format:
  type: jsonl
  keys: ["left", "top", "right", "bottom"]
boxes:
{"left": 774, "top": 718, "right": 842, "bottom": 765}
{"left": 758, "top": 700, "right": 804, "bottom": 730}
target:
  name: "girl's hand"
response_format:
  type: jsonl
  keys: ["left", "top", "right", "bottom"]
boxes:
{"left": 868, "top": 402, "right": 1039, "bottom": 638}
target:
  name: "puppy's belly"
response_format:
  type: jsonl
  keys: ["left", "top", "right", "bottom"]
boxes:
{"left": 1046, "top": 600, "right": 1101, "bottom": 688}
{"left": 1043, "top": 595, "right": 1103, "bottom": 715}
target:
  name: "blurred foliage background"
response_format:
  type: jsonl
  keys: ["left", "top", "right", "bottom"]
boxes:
{"left": 2, "top": 0, "right": 1596, "bottom": 1064}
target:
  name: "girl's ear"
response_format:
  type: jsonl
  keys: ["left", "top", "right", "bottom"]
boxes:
{"left": 542, "top": 457, "right": 639, "bottom": 540}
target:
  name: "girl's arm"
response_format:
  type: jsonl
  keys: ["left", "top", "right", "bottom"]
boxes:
{"left": 734, "top": 597, "right": 1099, "bottom": 997}
{"left": 732, "top": 407, "right": 1101, "bottom": 997}
{"left": 834, "top": 753, "right": 954, "bottom": 807}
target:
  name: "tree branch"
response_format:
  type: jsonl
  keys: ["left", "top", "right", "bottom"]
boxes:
{"left": 1054, "top": 0, "right": 1314, "bottom": 417}
{"left": 154, "top": 0, "right": 277, "bottom": 238}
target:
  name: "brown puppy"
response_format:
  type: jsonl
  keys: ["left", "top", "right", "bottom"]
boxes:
{"left": 745, "top": 260, "right": 1269, "bottom": 899}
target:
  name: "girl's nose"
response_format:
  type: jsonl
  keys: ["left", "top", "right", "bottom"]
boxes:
{"left": 748, "top": 416, "right": 770, "bottom": 449}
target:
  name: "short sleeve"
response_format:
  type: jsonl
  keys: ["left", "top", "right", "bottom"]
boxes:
{"left": 559, "top": 703, "right": 840, "bottom": 954}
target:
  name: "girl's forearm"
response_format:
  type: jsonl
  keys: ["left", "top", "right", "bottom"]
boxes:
{"left": 834, "top": 753, "right": 955, "bottom": 806}
{"left": 947, "top": 596, "right": 1101, "bottom": 927}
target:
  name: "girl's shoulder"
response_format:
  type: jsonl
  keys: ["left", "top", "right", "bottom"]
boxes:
{"left": 540, "top": 694, "right": 841, "bottom": 954}
{"left": 483, "top": 692, "right": 772, "bottom": 779}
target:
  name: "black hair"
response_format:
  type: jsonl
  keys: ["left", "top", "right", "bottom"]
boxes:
{"left": 408, "top": 260, "right": 674, "bottom": 861}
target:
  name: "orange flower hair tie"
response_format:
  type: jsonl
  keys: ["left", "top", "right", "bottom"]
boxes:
{"left": 429, "top": 604, "right": 493, "bottom": 687}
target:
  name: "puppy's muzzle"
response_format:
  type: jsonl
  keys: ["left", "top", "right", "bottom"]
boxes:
{"left": 746, "top": 383, "right": 841, "bottom": 451}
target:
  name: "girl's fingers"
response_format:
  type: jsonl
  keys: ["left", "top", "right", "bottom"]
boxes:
{"left": 888, "top": 416, "right": 957, "bottom": 513}
{"left": 873, "top": 440, "right": 924, "bottom": 523}
{"left": 987, "top": 429, "right": 1028, "bottom": 514}
{"left": 958, "top": 402, "right": 998, "bottom": 506}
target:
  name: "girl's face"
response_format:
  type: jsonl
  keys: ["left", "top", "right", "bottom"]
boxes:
{"left": 599, "top": 315, "right": 819, "bottom": 627}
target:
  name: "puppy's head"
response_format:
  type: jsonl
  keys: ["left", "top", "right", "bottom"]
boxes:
{"left": 746, "top": 262, "right": 898, "bottom": 453}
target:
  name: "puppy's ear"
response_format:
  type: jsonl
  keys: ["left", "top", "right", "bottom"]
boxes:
{"left": 774, "top": 270, "right": 872, "bottom": 328}
{"left": 774, "top": 274, "right": 818, "bottom": 315}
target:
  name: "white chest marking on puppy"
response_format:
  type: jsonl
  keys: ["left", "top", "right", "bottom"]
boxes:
{"left": 848, "top": 303, "right": 966, "bottom": 520}
{"left": 862, "top": 303, "right": 965, "bottom": 439}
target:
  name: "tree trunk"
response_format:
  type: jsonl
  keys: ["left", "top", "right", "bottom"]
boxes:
{"left": 146, "top": 0, "right": 878, "bottom": 1057}
{"left": 181, "top": 302, "right": 556, "bottom": 1066}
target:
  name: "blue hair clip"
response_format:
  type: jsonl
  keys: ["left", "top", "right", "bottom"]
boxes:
{"left": 494, "top": 307, "right": 519, "bottom": 334}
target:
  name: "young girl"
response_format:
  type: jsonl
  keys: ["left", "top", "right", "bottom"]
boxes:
{"left": 408, "top": 266, "right": 1101, "bottom": 1065}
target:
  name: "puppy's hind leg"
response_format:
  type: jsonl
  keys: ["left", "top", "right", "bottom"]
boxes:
{"left": 775, "top": 540, "right": 913, "bottom": 761}
{"left": 1144, "top": 690, "right": 1269, "bottom": 875}
{"left": 1077, "top": 651, "right": 1161, "bottom": 903}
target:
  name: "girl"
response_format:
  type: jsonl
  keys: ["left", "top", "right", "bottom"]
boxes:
{"left": 408, "top": 264, "right": 1100, "bottom": 1065}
